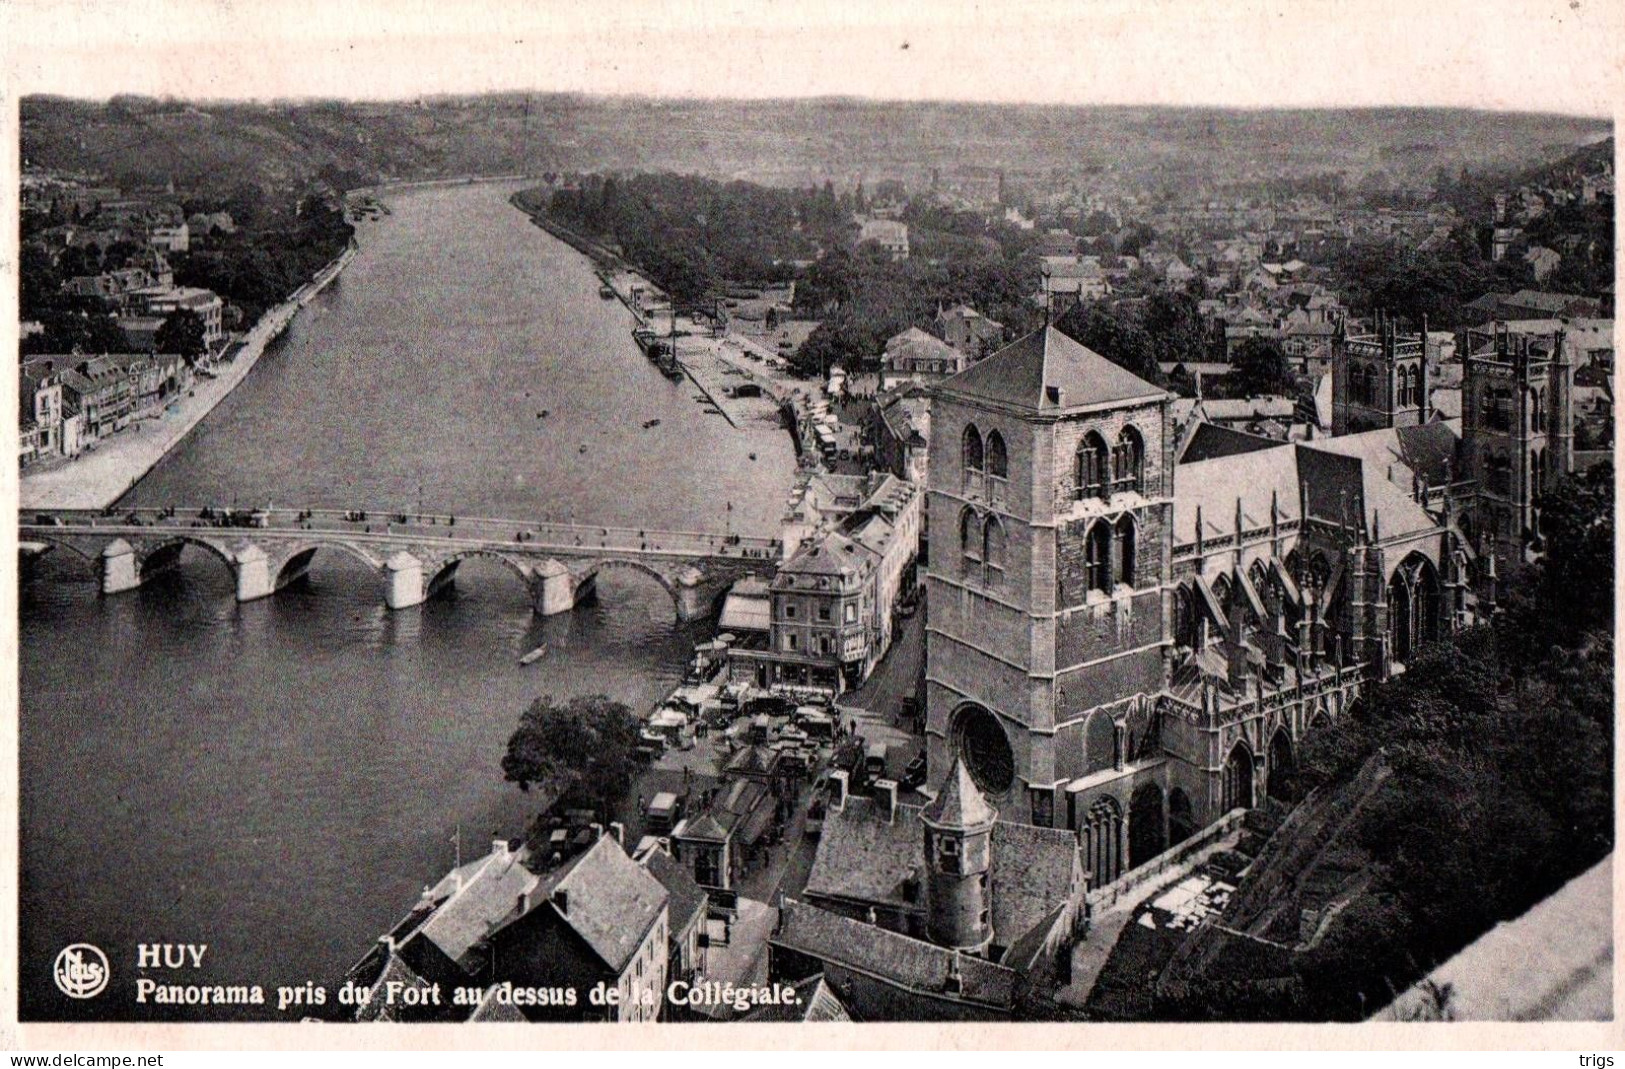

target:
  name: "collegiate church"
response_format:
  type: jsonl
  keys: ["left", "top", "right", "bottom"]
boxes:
{"left": 923, "top": 318, "right": 1566, "bottom": 889}
{"left": 769, "top": 318, "right": 1578, "bottom": 1018}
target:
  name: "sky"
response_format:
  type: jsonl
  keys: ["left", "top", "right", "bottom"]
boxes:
{"left": 4, "top": 0, "right": 1620, "bottom": 116}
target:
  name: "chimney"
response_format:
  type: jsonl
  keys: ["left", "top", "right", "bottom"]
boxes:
{"left": 829, "top": 769, "right": 849, "bottom": 812}
{"left": 609, "top": 822, "right": 625, "bottom": 846}
{"left": 874, "top": 778, "right": 899, "bottom": 824}
{"left": 517, "top": 891, "right": 530, "bottom": 915}
{"left": 590, "top": 822, "right": 604, "bottom": 842}
{"left": 491, "top": 836, "right": 510, "bottom": 860}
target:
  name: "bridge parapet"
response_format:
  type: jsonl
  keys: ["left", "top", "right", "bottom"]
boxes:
{"left": 21, "top": 506, "right": 782, "bottom": 621}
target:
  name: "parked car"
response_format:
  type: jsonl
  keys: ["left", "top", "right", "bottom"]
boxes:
{"left": 805, "top": 797, "right": 826, "bottom": 838}
{"left": 900, "top": 753, "right": 928, "bottom": 790}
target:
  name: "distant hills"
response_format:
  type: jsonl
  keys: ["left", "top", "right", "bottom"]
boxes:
{"left": 21, "top": 94, "right": 1611, "bottom": 196}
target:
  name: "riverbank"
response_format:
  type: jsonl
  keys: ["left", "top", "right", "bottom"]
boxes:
{"left": 20, "top": 241, "right": 359, "bottom": 512}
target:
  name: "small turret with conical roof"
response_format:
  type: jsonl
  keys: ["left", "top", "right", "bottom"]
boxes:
{"left": 921, "top": 754, "right": 996, "bottom": 953}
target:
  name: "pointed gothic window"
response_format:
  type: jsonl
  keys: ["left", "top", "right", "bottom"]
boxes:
{"left": 1114, "top": 426, "right": 1144, "bottom": 495}
{"left": 1077, "top": 431, "right": 1109, "bottom": 501}
{"left": 1086, "top": 521, "right": 1111, "bottom": 593}
{"left": 985, "top": 430, "right": 1008, "bottom": 479}
{"left": 1115, "top": 515, "right": 1136, "bottom": 588}
{"left": 983, "top": 516, "right": 1007, "bottom": 589}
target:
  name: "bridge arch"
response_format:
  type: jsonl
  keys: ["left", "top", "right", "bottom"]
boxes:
{"left": 19, "top": 532, "right": 104, "bottom": 568}
{"left": 424, "top": 550, "right": 541, "bottom": 599}
{"left": 585, "top": 558, "right": 682, "bottom": 610}
{"left": 136, "top": 535, "right": 238, "bottom": 579}
{"left": 272, "top": 541, "right": 386, "bottom": 585}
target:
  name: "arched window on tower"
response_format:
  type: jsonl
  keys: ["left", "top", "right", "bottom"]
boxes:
{"left": 985, "top": 430, "right": 1008, "bottom": 507}
{"left": 960, "top": 507, "right": 982, "bottom": 580}
{"left": 1113, "top": 426, "right": 1144, "bottom": 495}
{"left": 1085, "top": 521, "right": 1111, "bottom": 593}
{"left": 1115, "top": 515, "right": 1136, "bottom": 589}
{"left": 983, "top": 515, "right": 1007, "bottom": 589}
{"left": 1076, "top": 432, "right": 1109, "bottom": 501}
{"left": 962, "top": 424, "right": 984, "bottom": 497}
{"left": 1532, "top": 388, "right": 1547, "bottom": 433}
{"left": 1531, "top": 447, "right": 1545, "bottom": 500}
{"left": 985, "top": 430, "right": 1007, "bottom": 479}
{"left": 1395, "top": 366, "right": 1408, "bottom": 407}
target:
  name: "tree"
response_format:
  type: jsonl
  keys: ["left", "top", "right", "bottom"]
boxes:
{"left": 1054, "top": 300, "right": 1165, "bottom": 385}
{"left": 155, "top": 308, "right": 208, "bottom": 362}
{"left": 501, "top": 694, "right": 642, "bottom": 818}
{"left": 1229, "top": 336, "right": 1295, "bottom": 397}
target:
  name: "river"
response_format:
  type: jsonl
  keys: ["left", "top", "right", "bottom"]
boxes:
{"left": 18, "top": 182, "right": 798, "bottom": 1021}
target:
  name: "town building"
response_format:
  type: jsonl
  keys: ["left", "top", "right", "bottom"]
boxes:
{"left": 669, "top": 777, "right": 778, "bottom": 892}
{"left": 1037, "top": 255, "right": 1110, "bottom": 316}
{"left": 922, "top": 324, "right": 1474, "bottom": 889}
{"left": 730, "top": 473, "right": 921, "bottom": 694}
{"left": 348, "top": 832, "right": 669, "bottom": 1022}
{"left": 867, "top": 384, "right": 931, "bottom": 486}
{"left": 634, "top": 844, "right": 710, "bottom": 995}
{"left": 769, "top": 758, "right": 1086, "bottom": 1019}
{"left": 147, "top": 222, "right": 190, "bottom": 253}
{"left": 934, "top": 305, "right": 1004, "bottom": 361}
{"left": 881, "top": 327, "right": 970, "bottom": 384}
{"left": 127, "top": 285, "right": 226, "bottom": 351}
{"left": 858, "top": 218, "right": 910, "bottom": 261}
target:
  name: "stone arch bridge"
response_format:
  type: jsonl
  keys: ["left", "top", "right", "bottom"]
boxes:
{"left": 19, "top": 507, "right": 782, "bottom": 621}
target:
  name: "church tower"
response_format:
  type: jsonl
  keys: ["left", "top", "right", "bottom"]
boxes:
{"left": 1460, "top": 322, "right": 1575, "bottom": 555}
{"left": 1331, "top": 313, "right": 1429, "bottom": 435}
{"left": 925, "top": 325, "right": 1173, "bottom": 829}
{"left": 921, "top": 755, "right": 997, "bottom": 954}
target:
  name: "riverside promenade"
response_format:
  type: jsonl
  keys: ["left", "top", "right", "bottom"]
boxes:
{"left": 20, "top": 243, "right": 357, "bottom": 513}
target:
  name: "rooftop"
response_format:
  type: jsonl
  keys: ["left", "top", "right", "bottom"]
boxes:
{"left": 774, "top": 899, "right": 1018, "bottom": 1011}
{"left": 937, "top": 325, "right": 1166, "bottom": 414}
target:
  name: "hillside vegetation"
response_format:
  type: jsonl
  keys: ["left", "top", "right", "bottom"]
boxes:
{"left": 23, "top": 94, "right": 1609, "bottom": 196}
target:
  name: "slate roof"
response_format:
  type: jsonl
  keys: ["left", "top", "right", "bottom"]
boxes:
{"left": 512, "top": 834, "right": 668, "bottom": 975}
{"left": 937, "top": 325, "right": 1166, "bottom": 413}
{"left": 781, "top": 530, "right": 878, "bottom": 580}
{"left": 921, "top": 754, "right": 997, "bottom": 829}
{"left": 805, "top": 778, "right": 1080, "bottom": 953}
{"left": 743, "top": 974, "right": 853, "bottom": 1022}
{"left": 803, "top": 796, "right": 924, "bottom": 910}
{"left": 1178, "top": 422, "right": 1282, "bottom": 465}
{"left": 773, "top": 899, "right": 1018, "bottom": 1011}
{"left": 988, "top": 822, "right": 1081, "bottom": 950}
{"left": 1306, "top": 427, "right": 1456, "bottom": 540}
{"left": 640, "top": 847, "right": 708, "bottom": 936}
{"left": 419, "top": 847, "right": 539, "bottom": 968}
{"left": 1172, "top": 443, "right": 1301, "bottom": 544}
{"left": 884, "top": 327, "right": 961, "bottom": 368}
{"left": 725, "top": 743, "right": 782, "bottom": 778}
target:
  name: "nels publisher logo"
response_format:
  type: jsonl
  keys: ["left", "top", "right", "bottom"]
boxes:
{"left": 53, "top": 943, "right": 110, "bottom": 999}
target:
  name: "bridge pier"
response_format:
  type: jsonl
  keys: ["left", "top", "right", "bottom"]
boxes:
{"left": 534, "top": 560, "right": 578, "bottom": 616}
{"left": 101, "top": 539, "right": 141, "bottom": 595}
{"left": 675, "top": 565, "right": 710, "bottom": 622}
{"left": 234, "top": 544, "right": 275, "bottom": 602}
{"left": 385, "top": 551, "right": 426, "bottom": 610}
